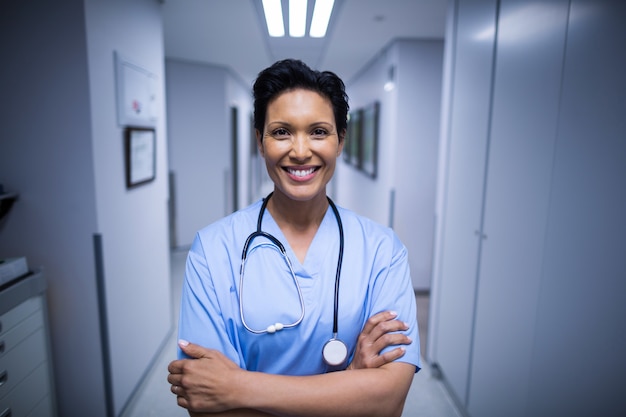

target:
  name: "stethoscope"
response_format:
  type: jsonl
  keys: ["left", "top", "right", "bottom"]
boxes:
{"left": 239, "top": 192, "right": 348, "bottom": 367}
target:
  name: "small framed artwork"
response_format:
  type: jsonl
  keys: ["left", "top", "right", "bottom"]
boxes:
{"left": 344, "top": 109, "right": 362, "bottom": 168}
{"left": 361, "top": 101, "right": 379, "bottom": 178}
{"left": 125, "top": 127, "right": 156, "bottom": 188}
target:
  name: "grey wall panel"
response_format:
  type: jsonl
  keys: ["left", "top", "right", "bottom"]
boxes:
{"left": 431, "top": 1, "right": 626, "bottom": 415}
{"left": 467, "top": 1, "right": 569, "bottom": 416}
{"left": 0, "top": 1, "right": 107, "bottom": 415}
{"left": 526, "top": 1, "right": 626, "bottom": 415}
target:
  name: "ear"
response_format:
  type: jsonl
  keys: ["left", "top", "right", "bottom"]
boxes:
{"left": 256, "top": 129, "right": 264, "bottom": 157}
{"left": 337, "top": 129, "right": 346, "bottom": 156}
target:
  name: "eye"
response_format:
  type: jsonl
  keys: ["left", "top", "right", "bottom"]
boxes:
{"left": 311, "top": 127, "right": 329, "bottom": 139}
{"left": 271, "top": 128, "right": 290, "bottom": 139}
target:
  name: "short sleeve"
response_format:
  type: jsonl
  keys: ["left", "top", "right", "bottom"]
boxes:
{"left": 369, "top": 232, "right": 422, "bottom": 371}
{"left": 177, "top": 233, "right": 242, "bottom": 365}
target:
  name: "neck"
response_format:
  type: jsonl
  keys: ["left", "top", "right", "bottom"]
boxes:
{"left": 266, "top": 190, "right": 329, "bottom": 230}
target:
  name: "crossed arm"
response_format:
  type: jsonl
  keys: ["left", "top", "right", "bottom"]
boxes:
{"left": 167, "top": 311, "right": 416, "bottom": 417}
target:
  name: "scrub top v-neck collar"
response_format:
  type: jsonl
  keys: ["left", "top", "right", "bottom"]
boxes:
{"left": 259, "top": 204, "right": 338, "bottom": 278}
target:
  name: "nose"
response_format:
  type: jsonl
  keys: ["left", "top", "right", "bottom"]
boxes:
{"left": 290, "top": 134, "right": 312, "bottom": 161}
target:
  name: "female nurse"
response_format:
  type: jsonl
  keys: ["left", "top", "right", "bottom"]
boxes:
{"left": 168, "top": 59, "right": 421, "bottom": 416}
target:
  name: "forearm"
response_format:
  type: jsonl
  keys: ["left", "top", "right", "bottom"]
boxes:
{"left": 172, "top": 312, "right": 417, "bottom": 417}
{"left": 190, "top": 410, "right": 274, "bottom": 416}
{"left": 229, "top": 362, "right": 415, "bottom": 417}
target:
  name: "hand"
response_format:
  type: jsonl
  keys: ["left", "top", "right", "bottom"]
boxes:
{"left": 167, "top": 340, "right": 244, "bottom": 413}
{"left": 347, "top": 311, "right": 412, "bottom": 370}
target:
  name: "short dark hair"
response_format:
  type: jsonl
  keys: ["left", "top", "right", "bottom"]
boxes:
{"left": 253, "top": 59, "right": 349, "bottom": 140}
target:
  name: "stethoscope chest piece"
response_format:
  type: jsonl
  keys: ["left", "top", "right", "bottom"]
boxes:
{"left": 323, "top": 338, "right": 348, "bottom": 366}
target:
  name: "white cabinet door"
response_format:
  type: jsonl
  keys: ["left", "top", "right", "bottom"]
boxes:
{"left": 467, "top": 1, "right": 569, "bottom": 416}
{"left": 430, "top": 0, "right": 497, "bottom": 406}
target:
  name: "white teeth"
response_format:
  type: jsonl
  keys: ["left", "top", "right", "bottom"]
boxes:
{"left": 288, "top": 168, "right": 315, "bottom": 177}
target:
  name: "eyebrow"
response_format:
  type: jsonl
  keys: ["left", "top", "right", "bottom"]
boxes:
{"left": 265, "top": 121, "right": 335, "bottom": 130}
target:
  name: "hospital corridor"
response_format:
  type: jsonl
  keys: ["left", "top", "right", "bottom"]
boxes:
{"left": 2, "top": 1, "right": 625, "bottom": 416}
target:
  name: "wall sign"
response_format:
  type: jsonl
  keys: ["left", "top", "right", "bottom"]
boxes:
{"left": 115, "top": 51, "right": 158, "bottom": 127}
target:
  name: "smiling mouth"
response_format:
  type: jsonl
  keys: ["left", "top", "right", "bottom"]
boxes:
{"left": 285, "top": 167, "right": 317, "bottom": 177}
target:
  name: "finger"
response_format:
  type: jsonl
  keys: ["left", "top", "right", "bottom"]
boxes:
{"left": 176, "top": 394, "right": 190, "bottom": 410}
{"left": 371, "top": 332, "right": 412, "bottom": 354}
{"left": 379, "top": 347, "right": 407, "bottom": 364}
{"left": 361, "top": 346, "right": 407, "bottom": 369}
{"left": 365, "top": 318, "right": 410, "bottom": 344}
{"left": 178, "top": 339, "right": 213, "bottom": 359}
{"left": 363, "top": 311, "right": 397, "bottom": 332}
{"left": 167, "top": 372, "right": 182, "bottom": 387}
{"left": 168, "top": 359, "right": 185, "bottom": 374}
{"left": 361, "top": 311, "right": 399, "bottom": 335}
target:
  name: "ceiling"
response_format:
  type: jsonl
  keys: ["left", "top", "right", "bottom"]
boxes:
{"left": 162, "top": 0, "right": 448, "bottom": 86}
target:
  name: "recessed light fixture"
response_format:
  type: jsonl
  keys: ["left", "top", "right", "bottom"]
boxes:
{"left": 310, "top": 0, "right": 335, "bottom": 38}
{"left": 289, "top": 0, "right": 307, "bottom": 37}
{"left": 262, "top": 0, "right": 285, "bottom": 37}
{"left": 262, "top": 0, "right": 334, "bottom": 38}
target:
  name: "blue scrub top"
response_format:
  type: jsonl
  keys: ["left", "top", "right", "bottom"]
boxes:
{"left": 178, "top": 198, "right": 421, "bottom": 375}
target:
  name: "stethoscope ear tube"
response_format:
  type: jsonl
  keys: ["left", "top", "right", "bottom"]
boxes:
{"left": 242, "top": 193, "right": 285, "bottom": 260}
{"left": 242, "top": 230, "right": 287, "bottom": 260}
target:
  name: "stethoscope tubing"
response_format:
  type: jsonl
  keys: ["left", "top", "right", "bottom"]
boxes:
{"left": 239, "top": 233, "right": 305, "bottom": 334}
{"left": 327, "top": 198, "right": 343, "bottom": 337}
{"left": 239, "top": 192, "right": 344, "bottom": 341}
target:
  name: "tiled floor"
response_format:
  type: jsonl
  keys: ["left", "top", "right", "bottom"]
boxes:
{"left": 121, "top": 249, "right": 462, "bottom": 417}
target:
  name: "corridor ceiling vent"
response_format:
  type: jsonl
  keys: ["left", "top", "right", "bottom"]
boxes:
{"left": 262, "top": 0, "right": 335, "bottom": 38}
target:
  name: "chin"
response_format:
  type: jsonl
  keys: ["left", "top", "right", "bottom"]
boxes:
{"left": 275, "top": 186, "right": 327, "bottom": 202}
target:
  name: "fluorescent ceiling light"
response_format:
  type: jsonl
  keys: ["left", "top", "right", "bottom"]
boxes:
{"left": 310, "top": 0, "right": 334, "bottom": 38}
{"left": 262, "top": 0, "right": 285, "bottom": 37}
{"left": 263, "top": 0, "right": 334, "bottom": 38}
{"left": 289, "top": 0, "right": 307, "bottom": 37}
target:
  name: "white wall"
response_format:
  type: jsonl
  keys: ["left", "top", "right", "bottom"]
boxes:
{"left": 429, "top": 0, "right": 626, "bottom": 415}
{"left": 84, "top": 1, "right": 172, "bottom": 415}
{"left": 336, "top": 48, "right": 394, "bottom": 226}
{"left": 393, "top": 40, "right": 443, "bottom": 290}
{"left": 226, "top": 73, "right": 255, "bottom": 207}
{"left": 336, "top": 39, "right": 444, "bottom": 290}
{"left": 166, "top": 60, "right": 229, "bottom": 247}
{"left": 0, "top": 1, "right": 172, "bottom": 416}
{"left": 166, "top": 59, "right": 254, "bottom": 248}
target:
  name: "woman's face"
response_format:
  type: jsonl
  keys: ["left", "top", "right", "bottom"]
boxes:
{"left": 258, "top": 89, "right": 344, "bottom": 204}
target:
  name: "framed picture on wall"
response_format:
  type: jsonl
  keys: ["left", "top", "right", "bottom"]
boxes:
{"left": 361, "top": 101, "right": 379, "bottom": 178}
{"left": 344, "top": 109, "right": 362, "bottom": 168}
{"left": 125, "top": 127, "right": 156, "bottom": 188}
